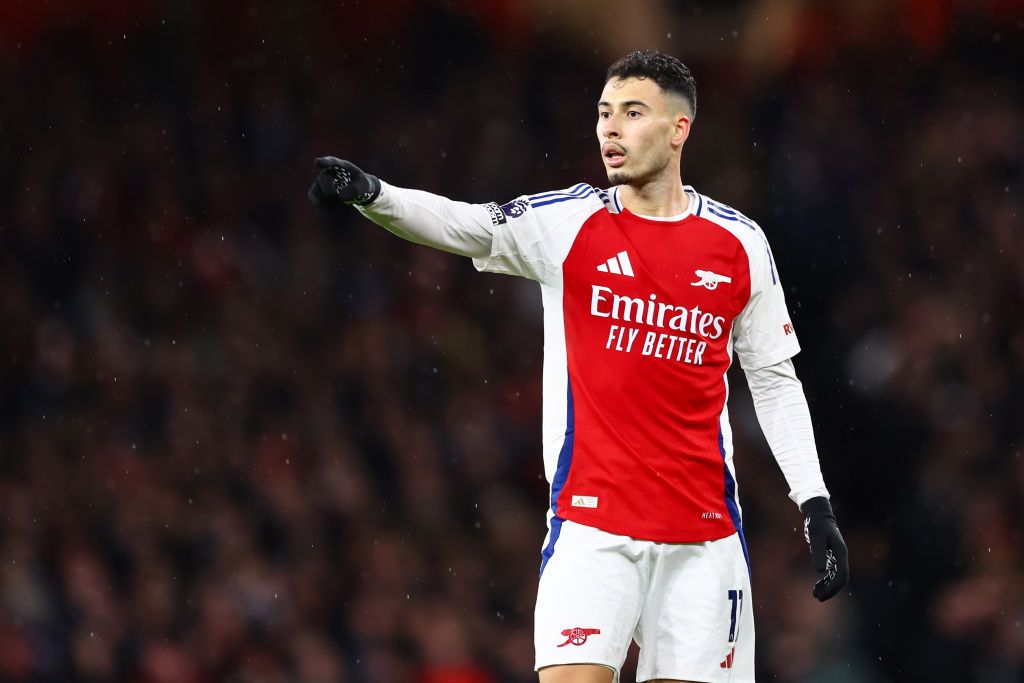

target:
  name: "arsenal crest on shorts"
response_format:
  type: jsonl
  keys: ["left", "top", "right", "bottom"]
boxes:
{"left": 557, "top": 627, "right": 601, "bottom": 647}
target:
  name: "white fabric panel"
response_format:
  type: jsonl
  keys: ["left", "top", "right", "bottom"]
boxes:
{"left": 744, "top": 357, "right": 829, "bottom": 506}
{"left": 697, "top": 196, "right": 802, "bottom": 371}
{"left": 472, "top": 185, "right": 606, "bottom": 284}
{"left": 540, "top": 272, "right": 570, "bottom": 485}
{"left": 356, "top": 181, "right": 495, "bottom": 258}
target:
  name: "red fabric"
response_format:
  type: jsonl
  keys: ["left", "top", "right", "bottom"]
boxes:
{"left": 556, "top": 210, "right": 750, "bottom": 542}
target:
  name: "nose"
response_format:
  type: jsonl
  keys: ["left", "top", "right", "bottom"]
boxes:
{"left": 599, "top": 114, "right": 620, "bottom": 140}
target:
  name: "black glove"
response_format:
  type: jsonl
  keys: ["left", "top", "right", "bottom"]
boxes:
{"left": 801, "top": 496, "right": 849, "bottom": 601}
{"left": 308, "top": 157, "right": 381, "bottom": 207}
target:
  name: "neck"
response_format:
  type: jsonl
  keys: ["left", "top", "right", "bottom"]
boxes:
{"left": 619, "top": 171, "right": 689, "bottom": 217}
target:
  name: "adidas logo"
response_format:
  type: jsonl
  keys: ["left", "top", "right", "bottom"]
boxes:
{"left": 596, "top": 251, "right": 634, "bottom": 277}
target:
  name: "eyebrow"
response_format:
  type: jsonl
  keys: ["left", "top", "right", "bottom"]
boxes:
{"left": 597, "top": 100, "right": 650, "bottom": 109}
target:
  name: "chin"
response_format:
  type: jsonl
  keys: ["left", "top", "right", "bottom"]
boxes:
{"left": 607, "top": 170, "right": 633, "bottom": 185}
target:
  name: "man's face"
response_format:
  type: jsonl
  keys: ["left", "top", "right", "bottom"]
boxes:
{"left": 596, "top": 76, "right": 690, "bottom": 186}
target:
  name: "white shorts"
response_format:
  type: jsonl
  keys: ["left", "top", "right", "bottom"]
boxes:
{"left": 534, "top": 520, "right": 755, "bottom": 682}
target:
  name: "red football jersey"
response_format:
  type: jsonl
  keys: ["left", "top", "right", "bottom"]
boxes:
{"left": 473, "top": 184, "right": 800, "bottom": 565}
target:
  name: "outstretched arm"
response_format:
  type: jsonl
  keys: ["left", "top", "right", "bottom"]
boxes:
{"left": 744, "top": 358, "right": 849, "bottom": 601}
{"left": 308, "top": 157, "right": 494, "bottom": 259}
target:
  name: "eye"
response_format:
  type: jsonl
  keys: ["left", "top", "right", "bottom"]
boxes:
{"left": 627, "top": 110, "right": 641, "bottom": 119}
{"left": 598, "top": 111, "right": 610, "bottom": 119}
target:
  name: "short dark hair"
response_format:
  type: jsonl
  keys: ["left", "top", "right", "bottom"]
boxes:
{"left": 606, "top": 50, "right": 697, "bottom": 119}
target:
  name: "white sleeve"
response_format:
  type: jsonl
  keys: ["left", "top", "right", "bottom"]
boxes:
{"left": 471, "top": 183, "right": 604, "bottom": 282}
{"left": 356, "top": 181, "right": 601, "bottom": 283}
{"left": 744, "top": 357, "right": 830, "bottom": 507}
{"left": 354, "top": 180, "right": 496, "bottom": 259}
{"left": 732, "top": 229, "right": 801, "bottom": 370}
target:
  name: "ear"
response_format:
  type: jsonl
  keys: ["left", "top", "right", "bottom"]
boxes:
{"left": 671, "top": 112, "right": 691, "bottom": 148}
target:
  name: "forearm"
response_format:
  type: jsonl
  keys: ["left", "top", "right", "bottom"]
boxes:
{"left": 744, "top": 358, "right": 829, "bottom": 506}
{"left": 355, "top": 181, "right": 494, "bottom": 259}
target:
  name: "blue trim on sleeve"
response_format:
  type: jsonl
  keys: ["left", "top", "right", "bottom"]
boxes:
{"left": 765, "top": 240, "right": 778, "bottom": 285}
{"left": 705, "top": 199, "right": 758, "bottom": 229}
{"left": 528, "top": 183, "right": 588, "bottom": 202}
{"left": 705, "top": 204, "right": 757, "bottom": 230}
{"left": 706, "top": 198, "right": 738, "bottom": 215}
{"left": 531, "top": 188, "right": 596, "bottom": 208}
{"left": 700, "top": 194, "right": 777, "bottom": 284}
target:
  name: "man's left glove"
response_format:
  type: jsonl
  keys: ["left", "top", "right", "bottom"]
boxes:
{"left": 801, "top": 496, "right": 849, "bottom": 601}
{"left": 308, "top": 157, "right": 381, "bottom": 207}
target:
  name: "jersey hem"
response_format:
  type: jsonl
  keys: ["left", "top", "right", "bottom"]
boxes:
{"left": 557, "top": 507, "right": 738, "bottom": 544}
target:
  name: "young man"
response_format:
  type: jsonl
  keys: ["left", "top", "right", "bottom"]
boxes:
{"left": 309, "top": 50, "right": 848, "bottom": 683}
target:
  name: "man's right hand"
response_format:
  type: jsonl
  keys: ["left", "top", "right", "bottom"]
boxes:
{"left": 308, "top": 157, "right": 381, "bottom": 207}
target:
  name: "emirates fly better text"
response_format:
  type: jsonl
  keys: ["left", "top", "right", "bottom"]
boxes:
{"left": 589, "top": 285, "right": 726, "bottom": 366}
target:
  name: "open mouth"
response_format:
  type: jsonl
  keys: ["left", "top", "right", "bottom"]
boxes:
{"left": 604, "top": 145, "right": 626, "bottom": 167}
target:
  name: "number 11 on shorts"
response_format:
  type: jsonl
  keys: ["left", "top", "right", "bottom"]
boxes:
{"left": 727, "top": 589, "right": 744, "bottom": 643}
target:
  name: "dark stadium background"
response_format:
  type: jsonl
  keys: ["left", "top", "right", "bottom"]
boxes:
{"left": 1, "top": 1, "right": 1021, "bottom": 681}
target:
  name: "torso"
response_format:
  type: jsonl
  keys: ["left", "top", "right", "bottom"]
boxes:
{"left": 547, "top": 204, "right": 751, "bottom": 541}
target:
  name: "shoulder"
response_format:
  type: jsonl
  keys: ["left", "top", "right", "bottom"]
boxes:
{"left": 689, "top": 188, "right": 779, "bottom": 284}
{"left": 690, "top": 189, "right": 762, "bottom": 236}
{"left": 523, "top": 182, "right": 612, "bottom": 212}
{"left": 690, "top": 189, "right": 773, "bottom": 250}
{"left": 497, "top": 182, "right": 609, "bottom": 225}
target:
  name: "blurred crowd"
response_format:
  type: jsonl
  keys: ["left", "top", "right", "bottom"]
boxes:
{"left": 1, "top": 1, "right": 1022, "bottom": 681}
